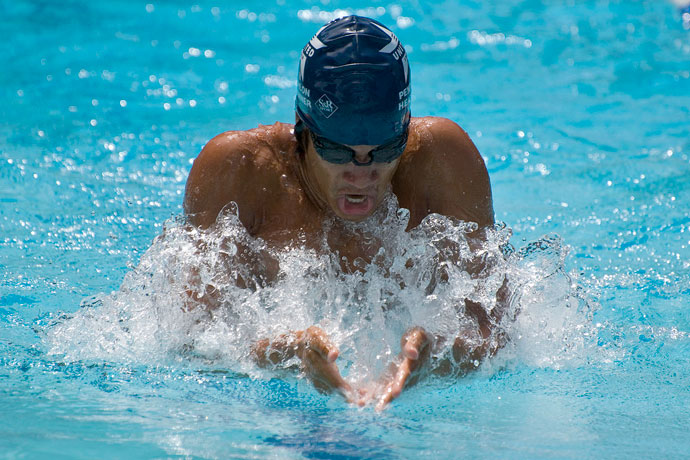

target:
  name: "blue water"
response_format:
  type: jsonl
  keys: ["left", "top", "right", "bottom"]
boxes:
{"left": 2, "top": 0, "right": 690, "bottom": 458}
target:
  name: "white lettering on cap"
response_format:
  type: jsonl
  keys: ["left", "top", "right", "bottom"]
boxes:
{"left": 299, "top": 51, "right": 307, "bottom": 80}
{"left": 372, "top": 22, "right": 400, "bottom": 54}
{"left": 371, "top": 23, "right": 408, "bottom": 83}
{"left": 300, "top": 24, "right": 329, "bottom": 81}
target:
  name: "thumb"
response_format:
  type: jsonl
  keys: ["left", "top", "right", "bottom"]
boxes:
{"left": 402, "top": 328, "right": 429, "bottom": 360}
{"left": 403, "top": 340, "right": 420, "bottom": 360}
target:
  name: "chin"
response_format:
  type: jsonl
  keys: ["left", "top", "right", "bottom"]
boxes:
{"left": 331, "top": 205, "right": 372, "bottom": 221}
{"left": 338, "top": 212, "right": 371, "bottom": 222}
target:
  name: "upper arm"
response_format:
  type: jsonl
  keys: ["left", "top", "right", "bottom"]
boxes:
{"left": 395, "top": 117, "right": 494, "bottom": 229}
{"left": 183, "top": 131, "right": 264, "bottom": 231}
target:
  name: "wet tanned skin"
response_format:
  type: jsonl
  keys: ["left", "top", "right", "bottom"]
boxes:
{"left": 184, "top": 117, "right": 493, "bottom": 242}
{"left": 183, "top": 116, "right": 496, "bottom": 409}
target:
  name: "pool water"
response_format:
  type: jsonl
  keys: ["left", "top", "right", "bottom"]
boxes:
{"left": 2, "top": 0, "right": 690, "bottom": 458}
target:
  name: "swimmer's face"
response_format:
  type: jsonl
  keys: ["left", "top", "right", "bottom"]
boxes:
{"left": 304, "top": 136, "right": 401, "bottom": 221}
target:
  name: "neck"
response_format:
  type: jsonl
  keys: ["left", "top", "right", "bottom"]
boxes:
{"left": 295, "top": 150, "right": 329, "bottom": 214}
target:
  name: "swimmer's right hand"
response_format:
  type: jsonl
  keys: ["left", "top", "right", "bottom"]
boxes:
{"left": 251, "top": 326, "right": 353, "bottom": 399}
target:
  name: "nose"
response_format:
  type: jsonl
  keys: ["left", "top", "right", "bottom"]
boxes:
{"left": 351, "top": 145, "right": 375, "bottom": 165}
{"left": 341, "top": 145, "right": 380, "bottom": 186}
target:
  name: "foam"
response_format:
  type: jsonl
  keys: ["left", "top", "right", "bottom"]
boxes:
{"left": 45, "top": 192, "right": 599, "bottom": 381}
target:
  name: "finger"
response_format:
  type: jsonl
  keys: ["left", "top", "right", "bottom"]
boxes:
{"left": 376, "top": 391, "right": 393, "bottom": 411}
{"left": 326, "top": 347, "right": 339, "bottom": 363}
{"left": 391, "top": 358, "right": 412, "bottom": 397}
{"left": 376, "top": 358, "right": 412, "bottom": 411}
{"left": 376, "top": 383, "right": 400, "bottom": 412}
{"left": 403, "top": 341, "right": 419, "bottom": 360}
{"left": 312, "top": 336, "right": 339, "bottom": 363}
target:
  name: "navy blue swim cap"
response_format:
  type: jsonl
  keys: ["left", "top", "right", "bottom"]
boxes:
{"left": 296, "top": 15, "right": 411, "bottom": 146}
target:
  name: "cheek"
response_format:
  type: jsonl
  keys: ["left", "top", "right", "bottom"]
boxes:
{"left": 378, "top": 162, "right": 400, "bottom": 183}
{"left": 309, "top": 155, "right": 340, "bottom": 191}
{"left": 320, "top": 169, "right": 340, "bottom": 194}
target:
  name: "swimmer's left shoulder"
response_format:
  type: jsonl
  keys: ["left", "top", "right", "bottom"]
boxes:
{"left": 395, "top": 117, "right": 493, "bottom": 227}
{"left": 409, "top": 117, "right": 480, "bottom": 161}
{"left": 401, "top": 117, "right": 485, "bottom": 175}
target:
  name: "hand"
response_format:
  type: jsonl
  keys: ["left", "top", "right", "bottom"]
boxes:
{"left": 252, "top": 326, "right": 353, "bottom": 400}
{"left": 360, "top": 327, "right": 431, "bottom": 411}
{"left": 295, "top": 326, "right": 353, "bottom": 398}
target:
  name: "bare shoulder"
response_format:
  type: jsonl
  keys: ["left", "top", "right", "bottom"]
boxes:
{"left": 408, "top": 116, "right": 485, "bottom": 170}
{"left": 393, "top": 116, "right": 494, "bottom": 228}
{"left": 183, "top": 122, "right": 295, "bottom": 230}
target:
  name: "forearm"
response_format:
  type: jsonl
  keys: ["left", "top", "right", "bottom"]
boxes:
{"left": 450, "top": 275, "right": 511, "bottom": 368}
{"left": 427, "top": 314, "right": 504, "bottom": 377}
{"left": 180, "top": 230, "right": 280, "bottom": 312}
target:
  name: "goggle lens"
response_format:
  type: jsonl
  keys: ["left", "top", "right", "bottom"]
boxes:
{"left": 309, "top": 130, "right": 408, "bottom": 166}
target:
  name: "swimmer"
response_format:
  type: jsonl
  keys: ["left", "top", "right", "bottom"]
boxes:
{"left": 184, "top": 16, "right": 507, "bottom": 409}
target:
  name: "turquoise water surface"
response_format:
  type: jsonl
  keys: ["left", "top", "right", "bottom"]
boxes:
{"left": 2, "top": 0, "right": 690, "bottom": 458}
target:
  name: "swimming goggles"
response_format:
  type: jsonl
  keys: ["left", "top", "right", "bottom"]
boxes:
{"left": 295, "top": 119, "right": 408, "bottom": 166}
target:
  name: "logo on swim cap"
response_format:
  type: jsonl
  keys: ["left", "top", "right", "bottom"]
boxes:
{"left": 316, "top": 94, "right": 338, "bottom": 118}
{"left": 295, "top": 15, "right": 411, "bottom": 145}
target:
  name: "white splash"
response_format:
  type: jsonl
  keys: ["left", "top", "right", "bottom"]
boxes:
{"left": 45, "top": 193, "right": 599, "bottom": 380}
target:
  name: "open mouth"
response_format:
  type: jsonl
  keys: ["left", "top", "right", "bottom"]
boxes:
{"left": 345, "top": 194, "right": 367, "bottom": 204}
{"left": 336, "top": 194, "right": 374, "bottom": 217}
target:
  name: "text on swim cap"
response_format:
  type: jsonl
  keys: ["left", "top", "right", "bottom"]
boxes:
{"left": 303, "top": 43, "right": 316, "bottom": 58}
{"left": 316, "top": 94, "right": 338, "bottom": 118}
{"left": 372, "top": 22, "right": 400, "bottom": 54}
{"left": 399, "top": 83, "right": 411, "bottom": 110}
{"left": 392, "top": 43, "right": 409, "bottom": 84}
{"left": 297, "top": 92, "right": 312, "bottom": 109}
{"left": 398, "top": 83, "right": 411, "bottom": 110}
{"left": 298, "top": 83, "right": 310, "bottom": 98}
{"left": 392, "top": 43, "right": 405, "bottom": 61}
{"left": 297, "top": 83, "right": 312, "bottom": 108}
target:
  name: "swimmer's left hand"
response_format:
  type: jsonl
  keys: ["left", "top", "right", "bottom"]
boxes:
{"left": 364, "top": 327, "right": 431, "bottom": 411}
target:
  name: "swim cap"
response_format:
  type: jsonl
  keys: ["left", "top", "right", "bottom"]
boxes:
{"left": 296, "top": 15, "right": 411, "bottom": 146}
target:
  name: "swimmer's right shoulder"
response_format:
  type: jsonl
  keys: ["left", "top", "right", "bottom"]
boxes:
{"left": 195, "top": 123, "right": 294, "bottom": 169}
{"left": 196, "top": 130, "right": 256, "bottom": 165}
{"left": 187, "top": 129, "right": 259, "bottom": 191}
{"left": 184, "top": 125, "right": 290, "bottom": 230}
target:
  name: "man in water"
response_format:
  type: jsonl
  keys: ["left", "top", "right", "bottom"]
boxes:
{"left": 183, "top": 16, "right": 504, "bottom": 409}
